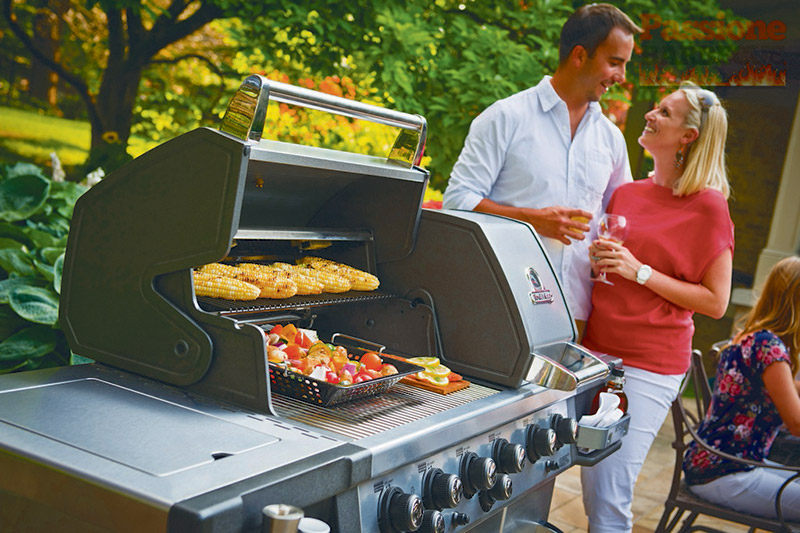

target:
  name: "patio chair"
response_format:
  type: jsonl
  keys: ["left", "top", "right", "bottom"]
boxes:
{"left": 655, "top": 343, "right": 800, "bottom": 533}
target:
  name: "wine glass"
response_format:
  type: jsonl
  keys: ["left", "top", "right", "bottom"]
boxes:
{"left": 595, "top": 214, "right": 628, "bottom": 285}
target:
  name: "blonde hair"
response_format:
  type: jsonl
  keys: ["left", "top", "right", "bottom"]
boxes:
{"left": 735, "top": 256, "right": 800, "bottom": 373}
{"left": 673, "top": 83, "right": 730, "bottom": 199}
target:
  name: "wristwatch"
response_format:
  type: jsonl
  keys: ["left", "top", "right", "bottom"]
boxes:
{"left": 636, "top": 264, "right": 653, "bottom": 285}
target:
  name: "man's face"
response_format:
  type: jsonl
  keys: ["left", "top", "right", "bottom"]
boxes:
{"left": 578, "top": 26, "right": 635, "bottom": 102}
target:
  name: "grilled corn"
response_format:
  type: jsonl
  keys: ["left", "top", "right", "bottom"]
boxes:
{"left": 295, "top": 264, "right": 351, "bottom": 293}
{"left": 298, "top": 256, "right": 380, "bottom": 291}
{"left": 198, "top": 262, "right": 297, "bottom": 299}
{"left": 193, "top": 271, "right": 260, "bottom": 301}
{"left": 242, "top": 262, "right": 324, "bottom": 295}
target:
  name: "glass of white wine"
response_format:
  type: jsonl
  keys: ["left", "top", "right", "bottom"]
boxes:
{"left": 595, "top": 214, "right": 628, "bottom": 285}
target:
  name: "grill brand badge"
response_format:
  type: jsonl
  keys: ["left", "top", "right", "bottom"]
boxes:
{"left": 527, "top": 267, "right": 554, "bottom": 304}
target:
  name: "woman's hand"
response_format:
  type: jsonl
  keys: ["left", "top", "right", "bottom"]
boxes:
{"left": 589, "top": 239, "right": 643, "bottom": 282}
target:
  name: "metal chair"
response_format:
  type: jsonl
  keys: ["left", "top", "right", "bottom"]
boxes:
{"left": 655, "top": 342, "right": 800, "bottom": 533}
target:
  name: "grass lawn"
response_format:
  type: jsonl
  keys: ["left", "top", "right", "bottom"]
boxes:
{"left": 0, "top": 105, "right": 157, "bottom": 172}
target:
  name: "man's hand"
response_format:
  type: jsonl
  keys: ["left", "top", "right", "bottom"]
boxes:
{"left": 521, "top": 206, "right": 593, "bottom": 244}
{"left": 473, "top": 200, "right": 592, "bottom": 244}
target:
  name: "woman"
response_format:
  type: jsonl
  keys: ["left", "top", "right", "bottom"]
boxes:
{"left": 683, "top": 256, "right": 800, "bottom": 520}
{"left": 580, "top": 83, "right": 735, "bottom": 533}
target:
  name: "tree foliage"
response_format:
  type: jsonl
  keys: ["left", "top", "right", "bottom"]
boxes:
{"left": 2, "top": 0, "right": 737, "bottom": 189}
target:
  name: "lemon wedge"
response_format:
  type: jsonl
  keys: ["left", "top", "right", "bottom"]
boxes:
{"left": 429, "top": 365, "right": 452, "bottom": 377}
{"left": 408, "top": 356, "right": 440, "bottom": 369}
{"left": 417, "top": 371, "right": 450, "bottom": 386}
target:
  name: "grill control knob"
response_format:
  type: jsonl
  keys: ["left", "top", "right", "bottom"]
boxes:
{"left": 551, "top": 414, "right": 579, "bottom": 447}
{"left": 488, "top": 473, "right": 513, "bottom": 501}
{"left": 423, "top": 468, "right": 463, "bottom": 510}
{"left": 459, "top": 452, "right": 497, "bottom": 499}
{"left": 525, "top": 425, "right": 557, "bottom": 462}
{"left": 545, "top": 460, "right": 560, "bottom": 473}
{"left": 492, "top": 438, "right": 526, "bottom": 474}
{"left": 378, "top": 486, "right": 424, "bottom": 533}
{"left": 477, "top": 473, "right": 513, "bottom": 512}
{"left": 452, "top": 512, "right": 470, "bottom": 527}
{"left": 417, "top": 510, "right": 446, "bottom": 533}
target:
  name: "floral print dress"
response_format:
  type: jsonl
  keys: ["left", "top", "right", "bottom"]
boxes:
{"left": 683, "top": 330, "right": 791, "bottom": 485}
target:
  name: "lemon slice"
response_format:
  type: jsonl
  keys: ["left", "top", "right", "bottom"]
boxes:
{"left": 408, "top": 356, "right": 440, "bottom": 369}
{"left": 417, "top": 371, "right": 450, "bottom": 386}
{"left": 428, "top": 365, "right": 452, "bottom": 377}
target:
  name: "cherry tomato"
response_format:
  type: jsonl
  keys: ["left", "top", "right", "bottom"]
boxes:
{"left": 325, "top": 371, "right": 340, "bottom": 384}
{"left": 283, "top": 344, "right": 305, "bottom": 359}
{"left": 360, "top": 351, "right": 383, "bottom": 372}
{"left": 355, "top": 370, "right": 373, "bottom": 382}
{"left": 295, "top": 331, "right": 313, "bottom": 349}
{"left": 269, "top": 324, "right": 283, "bottom": 336}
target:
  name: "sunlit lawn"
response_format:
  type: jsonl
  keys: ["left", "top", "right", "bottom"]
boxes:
{"left": 0, "top": 105, "right": 157, "bottom": 170}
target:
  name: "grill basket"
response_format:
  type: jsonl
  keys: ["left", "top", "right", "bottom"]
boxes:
{"left": 268, "top": 340, "right": 424, "bottom": 406}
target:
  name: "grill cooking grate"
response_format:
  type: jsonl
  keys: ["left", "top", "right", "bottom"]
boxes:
{"left": 198, "top": 292, "right": 394, "bottom": 314}
{"left": 271, "top": 382, "right": 499, "bottom": 440}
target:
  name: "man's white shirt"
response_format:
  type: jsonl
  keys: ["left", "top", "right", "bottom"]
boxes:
{"left": 443, "top": 76, "right": 633, "bottom": 320}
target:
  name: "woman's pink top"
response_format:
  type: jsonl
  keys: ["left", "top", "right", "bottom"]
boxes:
{"left": 582, "top": 177, "right": 734, "bottom": 375}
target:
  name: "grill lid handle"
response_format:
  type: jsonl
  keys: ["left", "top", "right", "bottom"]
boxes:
{"left": 219, "top": 74, "right": 427, "bottom": 168}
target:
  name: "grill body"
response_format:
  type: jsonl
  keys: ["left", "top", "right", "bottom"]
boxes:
{"left": 0, "top": 80, "right": 626, "bottom": 533}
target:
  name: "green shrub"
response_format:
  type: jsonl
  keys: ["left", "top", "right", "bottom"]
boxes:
{"left": 0, "top": 161, "right": 93, "bottom": 374}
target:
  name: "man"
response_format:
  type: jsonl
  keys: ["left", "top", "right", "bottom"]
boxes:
{"left": 443, "top": 3, "right": 641, "bottom": 337}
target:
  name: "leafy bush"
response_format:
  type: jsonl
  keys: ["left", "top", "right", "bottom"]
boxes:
{"left": 0, "top": 162, "right": 92, "bottom": 374}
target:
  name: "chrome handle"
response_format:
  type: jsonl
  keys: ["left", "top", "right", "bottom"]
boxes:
{"left": 220, "top": 75, "right": 427, "bottom": 168}
{"left": 330, "top": 332, "right": 386, "bottom": 354}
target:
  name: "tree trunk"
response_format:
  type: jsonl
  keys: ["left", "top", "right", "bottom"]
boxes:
{"left": 83, "top": 64, "right": 143, "bottom": 173}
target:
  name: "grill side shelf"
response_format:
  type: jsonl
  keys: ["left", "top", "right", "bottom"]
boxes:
{"left": 198, "top": 291, "right": 395, "bottom": 315}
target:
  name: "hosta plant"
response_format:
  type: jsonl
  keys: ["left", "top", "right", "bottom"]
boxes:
{"left": 0, "top": 162, "right": 94, "bottom": 374}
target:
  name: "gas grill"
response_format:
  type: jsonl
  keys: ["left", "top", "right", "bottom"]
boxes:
{"left": 0, "top": 77, "right": 628, "bottom": 533}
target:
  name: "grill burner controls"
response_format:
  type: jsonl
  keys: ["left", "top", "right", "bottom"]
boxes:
{"left": 418, "top": 509, "right": 446, "bottom": 533}
{"left": 459, "top": 452, "right": 497, "bottom": 499}
{"left": 452, "top": 512, "right": 470, "bottom": 526}
{"left": 477, "top": 473, "right": 513, "bottom": 512}
{"left": 525, "top": 424, "right": 557, "bottom": 463}
{"left": 378, "top": 486, "right": 424, "bottom": 533}
{"left": 550, "top": 413, "right": 579, "bottom": 449}
{"left": 422, "top": 467, "right": 463, "bottom": 510}
{"left": 492, "top": 437, "right": 526, "bottom": 474}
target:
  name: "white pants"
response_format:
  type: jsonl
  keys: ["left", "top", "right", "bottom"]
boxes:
{"left": 689, "top": 461, "right": 800, "bottom": 521}
{"left": 581, "top": 366, "right": 683, "bottom": 533}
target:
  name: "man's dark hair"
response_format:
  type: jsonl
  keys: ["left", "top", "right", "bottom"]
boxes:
{"left": 559, "top": 3, "right": 642, "bottom": 65}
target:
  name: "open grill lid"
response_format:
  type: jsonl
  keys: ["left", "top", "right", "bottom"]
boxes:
{"left": 58, "top": 78, "right": 428, "bottom": 414}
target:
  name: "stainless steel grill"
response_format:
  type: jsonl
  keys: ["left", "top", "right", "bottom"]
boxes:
{"left": 0, "top": 76, "right": 628, "bottom": 533}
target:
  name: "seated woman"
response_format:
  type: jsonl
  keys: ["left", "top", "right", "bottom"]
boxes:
{"left": 683, "top": 255, "right": 800, "bottom": 520}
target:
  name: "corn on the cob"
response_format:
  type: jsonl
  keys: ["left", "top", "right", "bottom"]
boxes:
{"left": 234, "top": 268, "right": 297, "bottom": 299}
{"left": 199, "top": 262, "right": 297, "bottom": 299}
{"left": 298, "top": 257, "right": 380, "bottom": 291}
{"left": 239, "top": 262, "right": 323, "bottom": 296}
{"left": 295, "top": 264, "right": 351, "bottom": 293}
{"left": 199, "top": 262, "right": 243, "bottom": 278}
{"left": 193, "top": 271, "right": 260, "bottom": 301}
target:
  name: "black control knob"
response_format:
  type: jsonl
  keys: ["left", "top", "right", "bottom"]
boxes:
{"left": 417, "top": 510, "right": 445, "bottom": 533}
{"left": 545, "top": 460, "right": 560, "bottom": 473}
{"left": 378, "top": 486, "right": 424, "bottom": 533}
{"left": 452, "top": 512, "right": 470, "bottom": 527}
{"left": 492, "top": 438, "right": 526, "bottom": 474}
{"left": 551, "top": 414, "right": 579, "bottom": 446}
{"left": 488, "top": 473, "right": 513, "bottom": 501}
{"left": 423, "top": 468, "right": 462, "bottom": 510}
{"left": 526, "top": 425, "right": 557, "bottom": 463}
{"left": 459, "top": 452, "right": 497, "bottom": 499}
{"left": 478, "top": 489, "right": 495, "bottom": 512}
